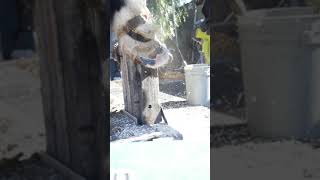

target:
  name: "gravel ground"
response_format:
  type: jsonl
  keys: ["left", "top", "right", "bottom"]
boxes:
{"left": 110, "top": 111, "right": 183, "bottom": 141}
{"left": 211, "top": 123, "right": 250, "bottom": 148}
{"left": 212, "top": 121, "right": 320, "bottom": 180}
{"left": 213, "top": 138, "right": 320, "bottom": 180}
{"left": 212, "top": 122, "right": 320, "bottom": 149}
{"left": 110, "top": 79, "right": 210, "bottom": 142}
{"left": 159, "top": 79, "right": 186, "bottom": 99}
{"left": 0, "top": 154, "right": 66, "bottom": 180}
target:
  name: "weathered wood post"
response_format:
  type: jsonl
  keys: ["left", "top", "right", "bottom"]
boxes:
{"left": 0, "top": 34, "right": 3, "bottom": 61}
{"left": 121, "top": 54, "right": 162, "bottom": 125}
{"left": 34, "top": 0, "right": 108, "bottom": 179}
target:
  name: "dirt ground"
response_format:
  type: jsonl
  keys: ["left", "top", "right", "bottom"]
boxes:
{"left": 213, "top": 113, "right": 320, "bottom": 180}
{"left": 0, "top": 59, "right": 45, "bottom": 161}
{"left": 213, "top": 140, "right": 320, "bottom": 180}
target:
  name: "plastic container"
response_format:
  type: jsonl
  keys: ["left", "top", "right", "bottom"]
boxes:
{"left": 184, "top": 64, "right": 210, "bottom": 107}
{"left": 238, "top": 7, "right": 320, "bottom": 138}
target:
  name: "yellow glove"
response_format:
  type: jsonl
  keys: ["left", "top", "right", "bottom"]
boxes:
{"left": 195, "top": 28, "right": 210, "bottom": 64}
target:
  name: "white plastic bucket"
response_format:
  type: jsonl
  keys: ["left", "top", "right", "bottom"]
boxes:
{"left": 184, "top": 64, "right": 210, "bottom": 107}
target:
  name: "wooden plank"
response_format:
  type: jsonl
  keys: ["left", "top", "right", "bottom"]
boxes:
{"left": 0, "top": 33, "right": 3, "bottom": 61}
{"left": 111, "top": 132, "right": 163, "bottom": 143}
{"left": 34, "top": 0, "right": 108, "bottom": 179}
{"left": 139, "top": 65, "right": 162, "bottom": 125}
{"left": 38, "top": 152, "right": 87, "bottom": 180}
{"left": 121, "top": 54, "right": 132, "bottom": 113}
{"left": 34, "top": 0, "right": 58, "bottom": 158}
{"left": 47, "top": 0, "right": 70, "bottom": 165}
{"left": 129, "top": 58, "right": 140, "bottom": 117}
{"left": 35, "top": 0, "right": 75, "bottom": 166}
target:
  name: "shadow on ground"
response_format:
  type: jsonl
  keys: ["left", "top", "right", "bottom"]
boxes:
{"left": 159, "top": 80, "right": 186, "bottom": 99}
{"left": 161, "top": 100, "right": 188, "bottom": 109}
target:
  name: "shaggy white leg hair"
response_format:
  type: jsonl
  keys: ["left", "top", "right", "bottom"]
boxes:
{"left": 111, "top": 0, "right": 172, "bottom": 69}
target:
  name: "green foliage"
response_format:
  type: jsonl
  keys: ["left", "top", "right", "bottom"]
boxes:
{"left": 147, "top": 0, "right": 189, "bottom": 41}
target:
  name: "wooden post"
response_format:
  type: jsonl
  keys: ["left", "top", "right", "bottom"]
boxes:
{"left": 121, "top": 54, "right": 162, "bottom": 125}
{"left": 0, "top": 33, "right": 3, "bottom": 61}
{"left": 34, "top": 0, "right": 108, "bottom": 180}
